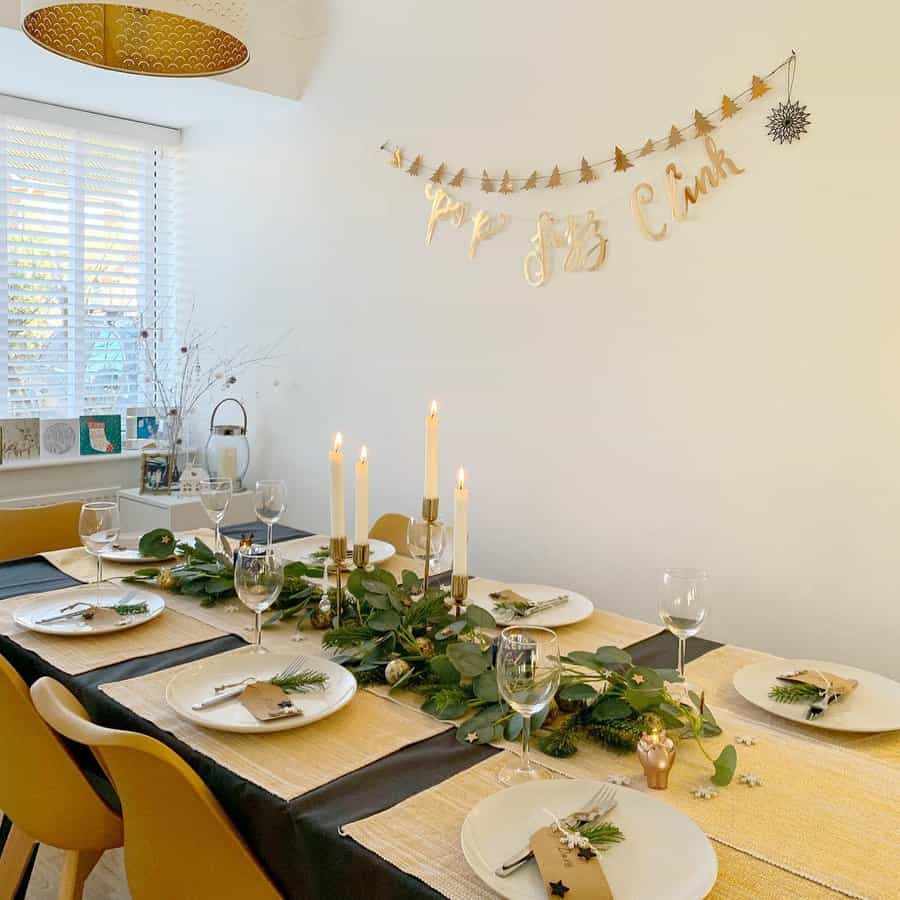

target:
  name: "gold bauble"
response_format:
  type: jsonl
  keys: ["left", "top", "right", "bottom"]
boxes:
{"left": 385, "top": 659, "right": 411, "bottom": 686}
{"left": 415, "top": 637, "right": 435, "bottom": 659}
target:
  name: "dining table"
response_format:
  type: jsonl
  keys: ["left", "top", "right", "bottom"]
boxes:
{"left": 1, "top": 522, "right": 895, "bottom": 900}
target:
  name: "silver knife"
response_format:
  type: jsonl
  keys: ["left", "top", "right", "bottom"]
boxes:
{"left": 191, "top": 685, "right": 247, "bottom": 710}
{"left": 494, "top": 789, "right": 617, "bottom": 877}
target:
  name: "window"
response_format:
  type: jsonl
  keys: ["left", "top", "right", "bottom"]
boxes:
{"left": 0, "top": 98, "right": 179, "bottom": 419}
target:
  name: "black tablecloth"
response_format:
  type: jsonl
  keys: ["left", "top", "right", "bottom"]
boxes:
{"left": 0, "top": 525, "right": 720, "bottom": 899}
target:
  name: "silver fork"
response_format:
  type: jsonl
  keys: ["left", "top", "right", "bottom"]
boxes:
{"left": 495, "top": 783, "right": 617, "bottom": 877}
{"left": 806, "top": 688, "right": 834, "bottom": 720}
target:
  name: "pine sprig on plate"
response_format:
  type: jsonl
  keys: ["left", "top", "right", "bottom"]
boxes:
{"left": 110, "top": 602, "right": 150, "bottom": 617}
{"left": 768, "top": 682, "right": 824, "bottom": 704}
{"left": 577, "top": 821, "right": 625, "bottom": 850}
{"left": 270, "top": 669, "right": 329, "bottom": 693}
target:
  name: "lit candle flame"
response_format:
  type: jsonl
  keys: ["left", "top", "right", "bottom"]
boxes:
{"left": 457, "top": 467, "right": 466, "bottom": 489}
{"left": 333, "top": 432, "right": 343, "bottom": 453}
{"left": 429, "top": 400, "right": 439, "bottom": 418}
{"left": 360, "top": 445, "right": 368, "bottom": 464}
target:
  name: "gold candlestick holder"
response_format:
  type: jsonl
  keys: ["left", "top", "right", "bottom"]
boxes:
{"left": 450, "top": 573, "right": 468, "bottom": 617}
{"left": 352, "top": 542, "right": 371, "bottom": 569}
{"left": 421, "top": 496, "right": 439, "bottom": 591}
{"left": 329, "top": 536, "right": 348, "bottom": 628}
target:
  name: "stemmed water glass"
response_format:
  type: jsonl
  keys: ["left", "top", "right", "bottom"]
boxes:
{"left": 406, "top": 518, "right": 445, "bottom": 572}
{"left": 658, "top": 568, "right": 710, "bottom": 677}
{"left": 496, "top": 626, "right": 561, "bottom": 786}
{"left": 78, "top": 501, "right": 120, "bottom": 601}
{"left": 254, "top": 480, "right": 286, "bottom": 551}
{"left": 199, "top": 479, "right": 232, "bottom": 553}
{"left": 234, "top": 547, "right": 285, "bottom": 653}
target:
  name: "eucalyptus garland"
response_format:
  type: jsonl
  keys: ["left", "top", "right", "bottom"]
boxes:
{"left": 128, "top": 530, "right": 737, "bottom": 785}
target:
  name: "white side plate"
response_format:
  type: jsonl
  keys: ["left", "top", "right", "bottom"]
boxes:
{"left": 165, "top": 650, "right": 357, "bottom": 734}
{"left": 733, "top": 658, "right": 900, "bottom": 733}
{"left": 13, "top": 588, "right": 166, "bottom": 636}
{"left": 288, "top": 536, "right": 396, "bottom": 569}
{"left": 461, "top": 779, "right": 717, "bottom": 900}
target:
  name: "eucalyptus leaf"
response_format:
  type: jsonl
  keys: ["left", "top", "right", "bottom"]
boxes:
{"left": 624, "top": 686, "right": 664, "bottom": 712}
{"left": 711, "top": 744, "right": 737, "bottom": 786}
{"left": 388, "top": 588, "right": 408, "bottom": 614}
{"left": 654, "top": 669, "right": 684, "bottom": 683}
{"left": 625, "top": 667, "right": 664, "bottom": 690}
{"left": 593, "top": 646, "right": 633, "bottom": 667}
{"left": 429, "top": 655, "right": 461, "bottom": 684}
{"left": 138, "top": 529, "right": 177, "bottom": 559}
{"left": 562, "top": 651, "right": 609, "bottom": 672}
{"left": 362, "top": 578, "right": 391, "bottom": 595}
{"left": 363, "top": 591, "right": 391, "bottom": 611}
{"left": 203, "top": 578, "right": 233, "bottom": 595}
{"left": 347, "top": 568, "right": 367, "bottom": 600}
{"left": 446, "top": 642, "right": 491, "bottom": 676}
{"left": 422, "top": 694, "right": 468, "bottom": 720}
{"left": 132, "top": 568, "right": 160, "bottom": 578}
{"left": 401, "top": 570, "right": 421, "bottom": 592}
{"left": 590, "top": 697, "right": 632, "bottom": 721}
{"left": 368, "top": 609, "right": 402, "bottom": 632}
{"left": 504, "top": 713, "right": 524, "bottom": 741}
{"left": 558, "top": 683, "right": 598, "bottom": 702}
{"left": 530, "top": 707, "right": 549, "bottom": 731}
{"left": 368, "top": 569, "right": 397, "bottom": 588}
{"left": 434, "top": 620, "right": 468, "bottom": 641}
{"left": 465, "top": 604, "right": 496, "bottom": 629}
{"left": 473, "top": 671, "right": 499, "bottom": 702}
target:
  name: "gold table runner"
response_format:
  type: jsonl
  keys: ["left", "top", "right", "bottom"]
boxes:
{"left": 686, "top": 645, "right": 900, "bottom": 766}
{"left": 100, "top": 650, "right": 451, "bottom": 801}
{"left": 0, "top": 588, "right": 227, "bottom": 676}
{"left": 485, "top": 708, "right": 897, "bottom": 899}
{"left": 343, "top": 751, "right": 843, "bottom": 900}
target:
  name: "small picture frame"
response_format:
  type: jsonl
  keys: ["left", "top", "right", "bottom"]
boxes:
{"left": 140, "top": 451, "right": 175, "bottom": 495}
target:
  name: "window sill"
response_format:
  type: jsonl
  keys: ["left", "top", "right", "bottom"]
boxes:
{"left": 0, "top": 452, "right": 143, "bottom": 473}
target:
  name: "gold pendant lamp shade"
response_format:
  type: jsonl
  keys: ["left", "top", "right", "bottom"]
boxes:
{"left": 21, "top": 1, "right": 249, "bottom": 77}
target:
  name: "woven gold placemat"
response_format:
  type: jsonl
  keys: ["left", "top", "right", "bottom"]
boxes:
{"left": 487, "top": 707, "right": 896, "bottom": 899}
{"left": 100, "top": 650, "right": 451, "bottom": 801}
{"left": 686, "top": 645, "right": 900, "bottom": 766}
{"left": 343, "top": 751, "right": 844, "bottom": 900}
{"left": 0, "top": 589, "right": 227, "bottom": 676}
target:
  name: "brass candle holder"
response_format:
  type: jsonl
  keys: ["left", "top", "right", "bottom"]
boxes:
{"left": 421, "top": 496, "right": 439, "bottom": 591}
{"left": 329, "top": 536, "right": 348, "bottom": 628}
{"left": 450, "top": 573, "right": 468, "bottom": 617}
{"left": 352, "top": 542, "right": 371, "bottom": 569}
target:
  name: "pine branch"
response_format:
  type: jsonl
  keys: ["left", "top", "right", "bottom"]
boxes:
{"left": 768, "top": 683, "right": 823, "bottom": 704}
{"left": 578, "top": 821, "right": 625, "bottom": 850}
{"left": 270, "top": 669, "right": 329, "bottom": 693}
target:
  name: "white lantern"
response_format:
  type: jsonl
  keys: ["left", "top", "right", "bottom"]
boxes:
{"left": 205, "top": 399, "right": 250, "bottom": 492}
{"left": 21, "top": 1, "right": 249, "bottom": 77}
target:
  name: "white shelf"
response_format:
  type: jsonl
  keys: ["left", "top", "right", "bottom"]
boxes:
{"left": 0, "top": 452, "right": 142, "bottom": 473}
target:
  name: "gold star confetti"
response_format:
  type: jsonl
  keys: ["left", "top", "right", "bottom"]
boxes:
{"left": 631, "top": 673, "right": 645, "bottom": 684}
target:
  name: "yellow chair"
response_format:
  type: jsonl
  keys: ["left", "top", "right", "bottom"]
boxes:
{"left": 30, "top": 677, "right": 282, "bottom": 900}
{"left": 369, "top": 512, "right": 412, "bottom": 556}
{"left": 0, "top": 502, "right": 84, "bottom": 562}
{"left": 0, "top": 656, "right": 123, "bottom": 900}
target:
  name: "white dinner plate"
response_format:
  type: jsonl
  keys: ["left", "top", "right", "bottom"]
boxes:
{"left": 165, "top": 650, "right": 357, "bottom": 734}
{"left": 288, "top": 536, "right": 396, "bottom": 569}
{"left": 461, "top": 779, "right": 717, "bottom": 900}
{"left": 733, "top": 658, "right": 900, "bottom": 733}
{"left": 99, "top": 547, "right": 176, "bottom": 564}
{"left": 13, "top": 587, "right": 166, "bottom": 636}
{"left": 468, "top": 583, "right": 594, "bottom": 628}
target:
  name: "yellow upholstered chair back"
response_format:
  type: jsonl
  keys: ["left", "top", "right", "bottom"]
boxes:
{"left": 0, "top": 656, "right": 122, "bottom": 850}
{"left": 369, "top": 512, "right": 412, "bottom": 556}
{"left": 0, "top": 502, "right": 84, "bottom": 562}
{"left": 30, "top": 677, "right": 281, "bottom": 900}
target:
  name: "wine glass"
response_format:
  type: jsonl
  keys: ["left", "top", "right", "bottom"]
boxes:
{"left": 234, "top": 547, "right": 285, "bottom": 653}
{"left": 254, "top": 480, "right": 286, "bottom": 551}
{"left": 78, "top": 501, "right": 120, "bottom": 601}
{"left": 496, "top": 626, "right": 561, "bottom": 786}
{"left": 407, "top": 518, "right": 445, "bottom": 571}
{"left": 199, "top": 479, "right": 232, "bottom": 553}
{"left": 658, "top": 568, "right": 710, "bottom": 677}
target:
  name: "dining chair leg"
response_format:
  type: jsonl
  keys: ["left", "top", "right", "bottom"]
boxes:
{"left": 57, "top": 848, "right": 103, "bottom": 900}
{"left": 0, "top": 822, "right": 38, "bottom": 900}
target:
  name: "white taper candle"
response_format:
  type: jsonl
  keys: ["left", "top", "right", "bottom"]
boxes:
{"left": 453, "top": 466, "right": 468, "bottom": 578}
{"left": 424, "top": 400, "right": 439, "bottom": 500}
{"left": 354, "top": 445, "right": 369, "bottom": 546}
{"left": 328, "top": 432, "right": 345, "bottom": 538}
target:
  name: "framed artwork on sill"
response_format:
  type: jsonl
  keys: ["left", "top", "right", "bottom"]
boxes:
{"left": 141, "top": 451, "right": 175, "bottom": 495}
{"left": 79, "top": 414, "right": 122, "bottom": 456}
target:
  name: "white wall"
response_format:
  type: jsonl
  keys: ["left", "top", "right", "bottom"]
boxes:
{"left": 3, "top": 2, "right": 899, "bottom": 676}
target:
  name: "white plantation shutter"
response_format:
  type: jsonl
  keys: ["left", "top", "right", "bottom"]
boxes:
{"left": 0, "top": 100, "right": 179, "bottom": 419}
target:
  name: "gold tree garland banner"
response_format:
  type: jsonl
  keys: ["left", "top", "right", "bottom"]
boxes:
{"left": 383, "top": 53, "right": 808, "bottom": 287}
